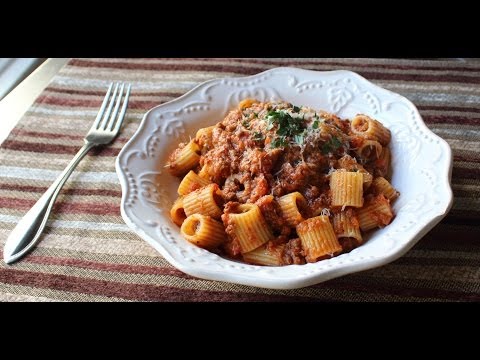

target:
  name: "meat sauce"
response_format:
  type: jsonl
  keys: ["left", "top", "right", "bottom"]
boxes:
{"left": 168, "top": 100, "right": 394, "bottom": 265}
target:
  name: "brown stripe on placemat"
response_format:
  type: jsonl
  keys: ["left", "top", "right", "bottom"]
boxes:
{"left": 422, "top": 114, "right": 480, "bottom": 126}
{"left": 68, "top": 59, "right": 480, "bottom": 84}
{"left": 0, "top": 183, "right": 122, "bottom": 197}
{"left": 213, "top": 58, "right": 480, "bottom": 72}
{"left": 451, "top": 164, "right": 480, "bottom": 178}
{"left": 418, "top": 105, "right": 480, "bottom": 113}
{"left": 319, "top": 276, "right": 480, "bottom": 302}
{"left": 70, "top": 58, "right": 480, "bottom": 73}
{"left": 394, "top": 256, "right": 480, "bottom": 267}
{"left": 0, "top": 268, "right": 317, "bottom": 302}
{"left": 0, "top": 57, "right": 478, "bottom": 302}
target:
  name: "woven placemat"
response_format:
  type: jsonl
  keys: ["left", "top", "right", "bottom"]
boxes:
{"left": 0, "top": 58, "right": 478, "bottom": 302}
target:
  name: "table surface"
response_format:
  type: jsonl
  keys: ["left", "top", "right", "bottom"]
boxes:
{"left": 0, "top": 58, "right": 478, "bottom": 302}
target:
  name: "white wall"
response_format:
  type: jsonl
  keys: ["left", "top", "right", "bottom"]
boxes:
{"left": 0, "top": 58, "right": 45, "bottom": 100}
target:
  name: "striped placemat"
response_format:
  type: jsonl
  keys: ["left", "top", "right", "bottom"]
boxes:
{"left": 0, "top": 58, "right": 478, "bottom": 302}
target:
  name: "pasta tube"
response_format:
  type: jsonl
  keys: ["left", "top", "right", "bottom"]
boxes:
{"left": 181, "top": 214, "right": 226, "bottom": 249}
{"left": 296, "top": 215, "right": 342, "bottom": 262}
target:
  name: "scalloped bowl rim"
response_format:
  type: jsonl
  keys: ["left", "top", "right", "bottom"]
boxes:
{"left": 115, "top": 67, "right": 453, "bottom": 289}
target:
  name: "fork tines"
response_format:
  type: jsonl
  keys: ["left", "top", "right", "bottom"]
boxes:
{"left": 92, "top": 82, "right": 132, "bottom": 133}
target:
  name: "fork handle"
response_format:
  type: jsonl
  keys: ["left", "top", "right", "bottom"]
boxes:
{"left": 3, "top": 141, "right": 96, "bottom": 264}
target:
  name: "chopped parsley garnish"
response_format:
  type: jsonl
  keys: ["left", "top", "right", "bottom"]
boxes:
{"left": 253, "top": 112, "right": 258, "bottom": 118}
{"left": 321, "top": 136, "right": 343, "bottom": 154}
{"left": 253, "top": 131, "right": 264, "bottom": 141}
{"left": 266, "top": 109, "right": 306, "bottom": 148}
{"left": 271, "top": 136, "right": 289, "bottom": 148}
{"left": 242, "top": 120, "right": 250, "bottom": 129}
{"left": 312, "top": 120, "right": 319, "bottom": 129}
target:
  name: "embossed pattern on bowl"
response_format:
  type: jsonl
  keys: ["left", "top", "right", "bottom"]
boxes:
{"left": 115, "top": 68, "right": 453, "bottom": 289}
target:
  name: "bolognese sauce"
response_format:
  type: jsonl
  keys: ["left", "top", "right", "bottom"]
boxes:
{"left": 167, "top": 99, "right": 398, "bottom": 266}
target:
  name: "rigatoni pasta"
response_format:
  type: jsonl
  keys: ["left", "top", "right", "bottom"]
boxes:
{"left": 170, "top": 196, "right": 186, "bottom": 226}
{"left": 167, "top": 140, "right": 201, "bottom": 176}
{"left": 181, "top": 214, "right": 226, "bottom": 249}
{"left": 243, "top": 244, "right": 284, "bottom": 266}
{"left": 337, "top": 155, "right": 373, "bottom": 190}
{"left": 222, "top": 203, "right": 273, "bottom": 253}
{"left": 374, "top": 146, "right": 391, "bottom": 178}
{"left": 297, "top": 215, "right": 342, "bottom": 262}
{"left": 333, "top": 209, "right": 363, "bottom": 251}
{"left": 167, "top": 99, "right": 399, "bottom": 266}
{"left": 330, "top": 171, "right": 364, "bottom": 208}
{"left": 178, "top": 170, "right": 211, "bottom": 196}
{"left": 351, "top": 114, "right": 391, "bottom": 146}
{"left": 195, "top": 125, "right": 215, "bottom": 150}
{"left": 357, "top": 194, "right": 394, "bottom": 231}
{"left": 355, "top": 139, "right": 383, "bottom": 162}
{"left": 183, "top": 183, "right": 223, "bottom": 219}
{"left": 277, "top": 192, "right": 308, "bottom": 226}
{"left": 371, "top": 176, "right": 399, "bottom": 201}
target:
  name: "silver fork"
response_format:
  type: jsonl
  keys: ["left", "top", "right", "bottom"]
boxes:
{"left": 3, "top": 83, "right": 131, "bottom": 264}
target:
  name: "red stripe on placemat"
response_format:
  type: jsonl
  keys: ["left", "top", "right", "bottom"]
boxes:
{"left": 454, "top": 155, "right": 480, "bottom": 163}
{"left": 394, "top": 256, "right": 480, "bottom": 267}
{"left": 417, "top": 105, "right": 480, "bottom": 113}
{"left": 24, "top": 251, "right": 480, "bottom": 274}
{"left": 68, "top": 59, "right": 480, "bottom": 84}
{"left": 20, "top": 253, "right": 478, "bottom": 300}
{"left": 440, "top": 213, "right": 480, "bottom": 226}
{"left": 421, "top": 115, "right": 480, "bottom": 126}
{"left": 0, "top": 268, "right": 314, "bottom": 302}
{"left": 200, "top": 58, "right": 480, "bottom": 73}
{"left": 70, "top": 58, "right": 480, "bottom": 73}
{"left": 69, "top": 59, "right": 266, "bottom": 73}
{"left": 317, "top": 277, "right": 480, "bottom": 301}
{"left": 451, "top": 167, "right": 480, "bottom": 178}
{"left": 409, "top": 223, "right": 480, "bottom": 250}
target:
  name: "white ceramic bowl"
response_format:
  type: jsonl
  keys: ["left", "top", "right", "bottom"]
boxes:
{"left": 115, "top": 67, "right": 453, "bottom": 289}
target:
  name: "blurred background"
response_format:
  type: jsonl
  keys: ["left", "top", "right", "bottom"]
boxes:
{"left": 0, "top": 58, "right": 69, "bottom": 145}
{"left": 0, "top": 58, "right": 46, "bottom": 100}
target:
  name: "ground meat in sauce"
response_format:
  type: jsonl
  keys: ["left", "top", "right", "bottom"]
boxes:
{"left": 220, "top": 202, "right": 243, "bottom": 258}
{"left": 166, "top": 142, "right": 186, "bottom": 175}
{"left": 255, "top": 195, "right": 290, "bottom": 237}
{"left": 338, "top": 238, "right": 358, "bottom": 253}
{"left": 281, "top": 238, "right": 306, "bottom": 265}
{"left": 167, "top": 99, "right": 396, "bottom": 266}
